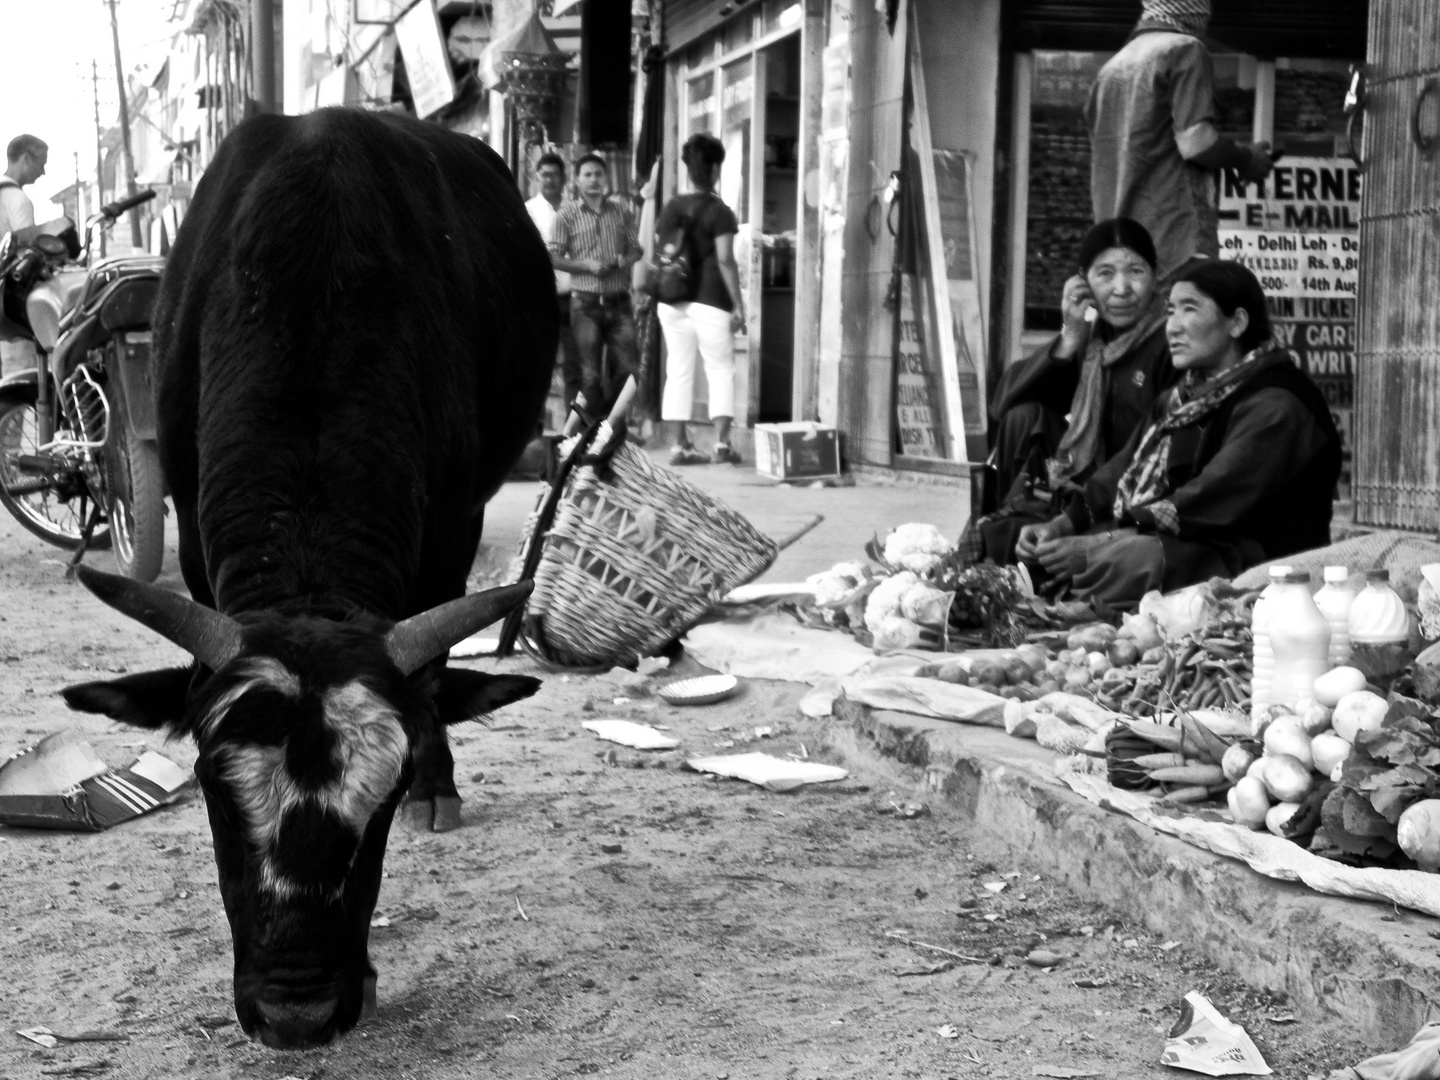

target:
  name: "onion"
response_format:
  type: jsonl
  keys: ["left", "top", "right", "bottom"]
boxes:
{"left": 1263, "top": 718, "right": 1315, "bottom": 770}
{"left": 1266, "top": 801, "right": 1302, "bottom": 837}
{"left": 1332, "top": 690, "right": 1388, "bottom": 744}
{"left": 1228, "top": 776, "right": 1271, "bottom": 829}
{"left": 1222, "top": 743, "right": 1258, "bottom": 783}
{"left": 1246, "top": 756, "right": 1269, "bottom": 782}
{"left": 1313, "top": 666, "right": 1367, "bottom": 708}
{"left": 1310, "top": 731, "right": 1352, "bottom": 778}
{"left": 1261, "top": 754, "right": 1314, "bottom": 802}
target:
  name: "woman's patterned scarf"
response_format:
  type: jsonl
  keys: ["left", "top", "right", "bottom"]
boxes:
{"left": 1112, "top": 342, "right": 1286, "bottom": 525}
{"left": 1047, "top": 292, "right": 1168, "bottom": 487}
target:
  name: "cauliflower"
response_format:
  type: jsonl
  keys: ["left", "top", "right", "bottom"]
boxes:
{"left": 900, "top": 581, "right": 951, "bottom": 626}
{"left": 807, "top": 560, "right": 872, "bottom": 608}
{"left": 882, "top": 523, "right": 953, "bottom": 576}
{"left": 871, "top": 615, "right": 923, "bottom": 652}
{"left": 864, "top": 571, "right": 919, "bottom": 632}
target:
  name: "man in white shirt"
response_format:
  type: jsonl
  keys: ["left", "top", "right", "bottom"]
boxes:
{"left": 525, "top": 152, "right": 581, "bottom": 412}
{"left": 0, "top": 134, "right": 47, "bottom": 377}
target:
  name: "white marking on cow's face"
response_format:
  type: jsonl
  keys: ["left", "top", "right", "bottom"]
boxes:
{"left": 200, "top": 658, "right": 302, "bottom": 740}
{"left": 212, "top": 677, "right": 409, "bottom": 898}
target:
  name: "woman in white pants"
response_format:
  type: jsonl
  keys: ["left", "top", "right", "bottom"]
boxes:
{"left": 655, "top": 133, "right": 747, "bottom": 465}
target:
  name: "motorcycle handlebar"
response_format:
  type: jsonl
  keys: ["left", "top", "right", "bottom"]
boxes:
{"left": 102, "top": 189, "right": 157, "bottom": 219}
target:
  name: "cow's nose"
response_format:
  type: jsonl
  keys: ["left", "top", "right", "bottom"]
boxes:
{"left": 253, "top": 996, "right": 341, "bottom": 1049}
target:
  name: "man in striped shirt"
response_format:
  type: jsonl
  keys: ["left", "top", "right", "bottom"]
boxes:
{"left": 550, "top": 154, "right": 642, "bottom": 415}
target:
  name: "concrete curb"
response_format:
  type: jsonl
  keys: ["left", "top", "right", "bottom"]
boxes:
{"left": 823, "top": 701, "right": 1440, "bottom": 1047}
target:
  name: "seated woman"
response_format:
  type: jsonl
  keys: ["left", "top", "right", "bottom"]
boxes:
{"left": 990, "top": 217, "right": 1176, "bottom": 499}
{"left": 980, "top": 218, "right": 1176, "bottom": 560}
{"left": 1015, "top": 259, "right": 1341, "bottom": 607}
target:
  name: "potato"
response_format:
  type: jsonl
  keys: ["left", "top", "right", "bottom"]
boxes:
{"left": 1063, "top": 667, "right": 1092, "bottom": 690}
{"left": 1035, "top": 678, "right": 1062, "bottom": 696}
{"left": 975, "top": 682, "right": 1002, "bottom": 696}
{"left": 935, "top": 663, "right": 967, "bottom": 684}
{"left": 1107, "top": 639, "right": 1141, "bottom": 668}
{"left": 971, "top": 660, "right": 1008, "bottom": 687}
{"left": 1016, "top": 643, "right": 1049, "bottom": 676}
{"left": 1045, "top": 659, "right": 1069, "bottom": 681}
{"left": 914, "top": 663, "right": 942, "bottom": 678}
{"left": 1004, "top": 659, "right": 1034, "bottom": 686}
{"left": 1067, "top": 624, "right": 1118, "bottom": 653}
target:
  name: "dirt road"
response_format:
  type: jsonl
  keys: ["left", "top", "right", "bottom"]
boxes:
{"left": 0, "top": 512, "right": 1374, "bottom": 1079}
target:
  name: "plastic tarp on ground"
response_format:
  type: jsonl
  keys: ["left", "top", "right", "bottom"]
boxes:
{"left": 1056, "top": 761, "right": 1440, "bottom": 919}
{"left": 682, "top": 614, "right": 933, "bottom": 684}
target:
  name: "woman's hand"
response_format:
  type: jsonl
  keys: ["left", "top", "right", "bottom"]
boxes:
{"left": 1036, "top": 536, "right": 1094, "bottom": 580}
{"left": 731, "top": 307, "right": 747, "bottom": 333}
{"left": 1055, "top": 275, "right": 1097, "bottom": 359}
{"left": 1015, "top": 514, "right": 1075, "bottom": 561}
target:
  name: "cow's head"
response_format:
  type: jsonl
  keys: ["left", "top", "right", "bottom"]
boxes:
{"left": 62, "top": 566, "right": 538, "bottom": 1050}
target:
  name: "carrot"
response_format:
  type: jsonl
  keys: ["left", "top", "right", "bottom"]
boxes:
{"left": 1124, "top": 720, "right": 1185, "bottom": 752}
{"left": 1133, "top": 752, "right": 1187, "bottom": 770}
{"left": 1146, "top": 763, "right": 1226, "bottom": 786}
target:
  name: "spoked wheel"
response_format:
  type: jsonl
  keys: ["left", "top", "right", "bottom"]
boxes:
{"left": 0, "top": 396, "right": 111, "bottom": 551}
{"left": 105, "top": 424, "right": 165, "bottom": 582}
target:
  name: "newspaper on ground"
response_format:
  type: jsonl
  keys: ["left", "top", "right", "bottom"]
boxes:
{"left": 581, "top": 719, "right": 680, "bottom": 750}
{"left": 1161, "top": 992, "right": 1271, "bottom": 1076}
{"left": 686, "top": 752, "right": 847, "bottom": 792}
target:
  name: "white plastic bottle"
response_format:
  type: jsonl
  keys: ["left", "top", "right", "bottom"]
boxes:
{"left": 1313, "top": 566, "right": 1354, "bottom": 666}
{"left": 1268, "top": 571, "right": 1333, "bottom": 712}
{"left": 1250, "top": 564, "right": 1293, "bottom": 723}
{"left": 1348, "top": 568, "right": 1410, "bottom": 646}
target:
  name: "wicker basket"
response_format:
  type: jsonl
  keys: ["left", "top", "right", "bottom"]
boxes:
{"left": 516, "top": 427, "right": 778, "bottom": 667}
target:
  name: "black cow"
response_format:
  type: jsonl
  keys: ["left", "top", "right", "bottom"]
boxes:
{"left": 61, "top": 108, "right": 556, "bottom": 1049}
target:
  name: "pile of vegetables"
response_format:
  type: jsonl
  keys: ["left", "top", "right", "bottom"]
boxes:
{"left": 1121, "top": 583, "right": 1259, "bottom": 716}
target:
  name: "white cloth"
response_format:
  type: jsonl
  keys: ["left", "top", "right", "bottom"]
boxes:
{"left": 658, "top": 300, "right": 736, "bottom": 421}
{"left": 524, "top": 193, "right": 570, "bottom": 296}
{"left": 0, "top": 181, "right": 34, "bottom": 236}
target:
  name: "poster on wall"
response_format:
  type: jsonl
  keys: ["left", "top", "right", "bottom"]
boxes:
{"left": 1218, "top": 157, "right": 1360, "bottom": 491}
{"left": 395, "top": 0, "right": 456, "bottom": 119}
{"left": 895, "top": 275, "right": 949, "bottom": 459}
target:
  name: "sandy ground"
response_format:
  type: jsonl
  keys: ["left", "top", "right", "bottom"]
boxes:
{"left": 0, "top": 506, "right": 1380, "bottom": 1080}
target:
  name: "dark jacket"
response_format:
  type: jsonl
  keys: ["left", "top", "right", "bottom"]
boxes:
{"left": 989, "top": 323, "right": 1176, "bottom": 476}
{"left": 1064, "top": 352, "right": 1342, "bottom": 572}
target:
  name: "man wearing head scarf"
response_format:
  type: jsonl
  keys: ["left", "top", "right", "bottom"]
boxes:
{"left": 1086, "top": 0, "right": 1275, "bottom": 281}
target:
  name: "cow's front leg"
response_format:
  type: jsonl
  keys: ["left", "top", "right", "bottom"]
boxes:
{"left": 403, "top": 725, "right": 462, "bottom": 832}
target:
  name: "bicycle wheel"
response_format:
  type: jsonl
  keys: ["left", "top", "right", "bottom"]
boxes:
{"left": 0, "top": 396, "right": 111, "bottom": 550}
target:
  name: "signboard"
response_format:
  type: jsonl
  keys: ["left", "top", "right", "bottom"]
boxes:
{"left": 1218, "top": 156, "right": 1360, "bottom": 488}
{"left": 895, "top": 275, "right": 948, "bottom": 458}
{"left": 395, "top": 0, "right": 456, "bottom": 118}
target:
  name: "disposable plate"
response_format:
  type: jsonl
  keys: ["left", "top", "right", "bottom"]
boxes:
{"left": 657, "top": 674, "right": 739, "bottom": 706}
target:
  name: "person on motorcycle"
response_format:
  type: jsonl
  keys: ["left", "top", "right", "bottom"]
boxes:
{"left": 0, "top": 134, "right": 47, "bottom": 378}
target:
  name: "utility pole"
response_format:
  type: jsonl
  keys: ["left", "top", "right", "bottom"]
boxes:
{"left": 105, "top": 0, "right": 144, "bottom": 249}
{"left": 91, "top": 58, "right": 107, "bottom": 258}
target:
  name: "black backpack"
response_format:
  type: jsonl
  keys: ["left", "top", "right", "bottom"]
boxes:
{"left": 648, "top": 194, "right": 712, "bottom": 303}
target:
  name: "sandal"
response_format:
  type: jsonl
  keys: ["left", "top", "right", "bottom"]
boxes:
{"left": 712, "top": 442, "right": 742, "bottom": 465}
{"left": 668, "top": 446, "right": 711, "bottom": 466}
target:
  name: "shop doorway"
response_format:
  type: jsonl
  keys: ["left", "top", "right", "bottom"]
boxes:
{"left": 757, "top": 34, "right": 801, "bottom": 422}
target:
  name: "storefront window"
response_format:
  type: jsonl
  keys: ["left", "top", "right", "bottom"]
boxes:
{"left": 686, "top": 71, "right": 718, "bottom": 141}
{"left": 723, "top": 11, "right": 754, "bottom": 53}
{"left": 762, "top": 0, "right": 803, "bottom": 34}
{"left": 720, "top": 56, "right": 753, "bottom": 224}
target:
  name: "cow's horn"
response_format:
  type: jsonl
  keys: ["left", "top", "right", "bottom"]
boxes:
{"left": 385, "top": 581, "right": 534, "bottom": 675}
{"left": 74, "top": 564, "right": 244, "bottom": 670}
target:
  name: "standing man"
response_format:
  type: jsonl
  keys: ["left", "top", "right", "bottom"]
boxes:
{"left": 1086, "top": 0, "right": 1273, "bottom": 282}
{"left": 0, "top": 134, "right": 47, "bottom": 377}
{"left": 525, "top": 152, "right": 583, "bottom": 413}
{"left": 550, "top": 153, "right": 643, "bottom": 416}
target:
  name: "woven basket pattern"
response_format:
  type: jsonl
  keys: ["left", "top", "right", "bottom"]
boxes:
{"left": 520, "top": 440, "right": 777, "bottom": 667}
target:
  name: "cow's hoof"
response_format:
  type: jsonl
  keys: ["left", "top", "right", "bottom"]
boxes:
{"left": 432, "top": 796, "right": 463, "bottom": 832}
{"left": 401, "top": 798, "right": 433, "bottom": 832}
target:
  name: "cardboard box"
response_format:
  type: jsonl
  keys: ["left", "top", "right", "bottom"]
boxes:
{"left": 0, "top": 729, "right": 191, "bottom": 831}
{"left": 754, "top": 422, "right": 840, "bottom": 480}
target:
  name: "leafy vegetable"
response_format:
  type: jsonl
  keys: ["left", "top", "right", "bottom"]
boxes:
{"left": 1317, "top": 694, "right": 1440, "bottom": 864}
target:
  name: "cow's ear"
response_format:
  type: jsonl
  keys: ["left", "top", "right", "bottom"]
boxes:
{"left": 62, "top": 667, "right": 194, "bottom": 732}
{"left": 435, "top": 669, "right": 540, "bottom": 724}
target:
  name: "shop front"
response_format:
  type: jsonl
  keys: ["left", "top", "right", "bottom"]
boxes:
{"left": 659, "top": 0, "right": 820, "bottom": 428}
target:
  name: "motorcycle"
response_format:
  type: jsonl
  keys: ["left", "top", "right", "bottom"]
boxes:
{"left": 0, "top": 189, "right": 166, "bottom": 581}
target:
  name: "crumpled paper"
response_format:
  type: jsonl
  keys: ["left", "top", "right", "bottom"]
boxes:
{"left": 1160, "top": 992, "right": 1270, "bottom": 1076}
{"left": 1329, "top": 1021, "right": 1440, "bottom": 1080}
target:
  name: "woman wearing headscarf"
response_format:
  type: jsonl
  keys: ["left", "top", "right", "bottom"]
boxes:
{"left": 1015, "top": 259, "right": 1341, "bottom": 606}
{"left": 978, "top": 218, "right": 1176, "bottom": 561}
